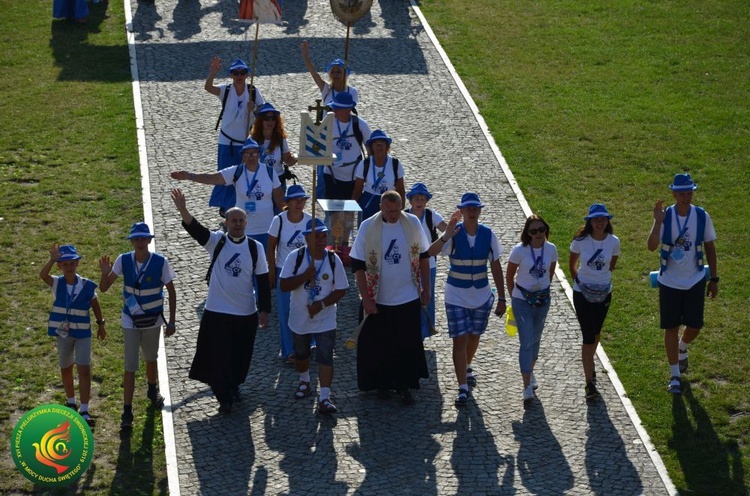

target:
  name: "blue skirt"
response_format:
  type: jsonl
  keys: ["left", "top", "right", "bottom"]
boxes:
{"left": 209, "top": 143, "right": 243, "bottom": 210}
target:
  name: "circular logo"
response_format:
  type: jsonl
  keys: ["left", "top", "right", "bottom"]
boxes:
{"left": 11, "top": 404, "right": 94, "bottom": 487}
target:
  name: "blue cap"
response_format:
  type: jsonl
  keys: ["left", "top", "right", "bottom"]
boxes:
{"left": 456, "top": 192, "right": 485, "bottom": 209}
{"left": 241, "top": 138, "right": 262, "bottom": 152}
{"left": 330, "top": 92, "right": 356, "bottom": 109}
{"left": 228, "top": 59, "right": 249, "bottom": 74}
{"left": 584, "top": 203, "right": 613, "bottom": 220}
{"left": 257, "top": 102, "right": 280, "bottom": 115}
{"left": 127, "top": 222, "right": 155, "bottom": 239}
{"left": 57, "top": 245, "right": 82, "bottom": 261}
{"left": 325, "top": 58, "right": 351, "bottom": 76}
{"left": 670, "top": 173, "right": 698, "bottom": 192}
{"left": 406, "top": 182, "right": 433, "bottom": 200}
{"left": 283, "top": 184, "right": 310, "bottom": 202}
{"left": 366, "top": 129, "right": 392, "bottom": 147}
{"left": 303, "top": 218, "right": 330, "bottom": 235}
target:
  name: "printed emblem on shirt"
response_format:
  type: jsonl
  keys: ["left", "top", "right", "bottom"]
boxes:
{"left": 304, "top": 280, "right": 321, "bottom": 299}
{"left": 286, "top": 230, "right": 305, "bottom": 249}
{"left": 677, "top": 230, "right": 692, "bottom": 251}
{"left": 249, "top": 183, "right": 265, "bottom": 201}
{"left": 586, "top": 249, "right": 606, "bottom": 271}
{"left": 384, "top": 239, "right": 402, "bottom": 265}
{"left": 529, "top": 254, "right": 546, "bottom": 278}
{"left": 262, "top": 150, "right": 276, "bottom": 169}
{"left": 223, "top": 253, "right": 243, "bottom": 277}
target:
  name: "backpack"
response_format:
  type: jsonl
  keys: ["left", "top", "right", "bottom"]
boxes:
{"left": 205, "top": 235, "right": 258, "bottom": 286}
{"left": 362, "top": 157, "right": 400, "bottom": 190}
{"left": 407, "top": 207, "right": 438, "bottom": 243}
{"left": 215, "top": 84, "right": 257, "bottom": 131}
{"left": 232, "top": 164, "right": 275, "bottom": 187}
{"left": 292, "top": 247, "right": 336, "bottom": 285}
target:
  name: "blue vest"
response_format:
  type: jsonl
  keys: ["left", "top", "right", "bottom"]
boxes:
{"left": 659, "top": 205, "right": 706, "bottom": 274}
{"left": 447, "top": 224, "right": 492, "bottom": 289}
{"left": 48, "top": 276, "right": 97, "bottom": 338}
{"left": 122, "top": 252, "right": 166, "bottom": 316}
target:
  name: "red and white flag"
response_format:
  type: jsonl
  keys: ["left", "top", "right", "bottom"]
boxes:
{"left": 239, "top": 0, "right": 282, "bottom": 23}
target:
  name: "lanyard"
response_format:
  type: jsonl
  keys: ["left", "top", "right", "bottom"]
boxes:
{"left": 65, "top": 276, "right": 80, "bottom": 315}
{"left": 370, "top": 157, "right": 387, "bottom": 190}
{"left": 132, "top": 253, "right": 152, "bottom": 286}
{"left": 335, "top": 119, "right": 351, "bottom": 149}
{"left": 305, "top": 249, "right": 327, "bottom": 304}
{"left": 243, "top": 164, "right": 261, "bottom": 196}
{"left": 674, "top": 206, "right": 692, "bottom": 244}
{"left": 529, "top": 243, "right": 545, "bottom": 278}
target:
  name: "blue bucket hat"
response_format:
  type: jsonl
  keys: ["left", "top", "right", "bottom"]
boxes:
{"left": 325, "top": 58, "right": 351, "bottom": 76}
{"left": 406, "top": 182, "right": 433, "bottom": 200}
{"left": 584, "top": 203, "right": 613, "bottom": 220}
{"left": 241, "top": 138, "right": 262, "bottom": 152}
{"left": 227, "top": 59, "right": 249, "bottom": 75}
{"left": 457, "top": 192, "right": 485, "bottom": 209}
{"left": 283, "top": 184, "right": 310, "bottom": 202}
{"left": 127, "top": 222, "right": 155, "bottom": 239}
{"left": 366, "top": 129, "right": 392, "bottom": 148}
{"left": 670, "top": 173, "right": 698, "bottom": 192}
{"left": 57, "top": 245, "right": 82, "bottom": 262}
{"left": 303, "top": 218, "right": 330, "bottom": 235}
{"left": 330, "top": 92, "right": 356, "bottom": 110}
{"left": 258, "top": 102, "right": 280, "bottom": 115}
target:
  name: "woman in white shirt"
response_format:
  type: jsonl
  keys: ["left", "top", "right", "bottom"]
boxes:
{"left": 250, "top": 103, "right": 297, "bottom": 198}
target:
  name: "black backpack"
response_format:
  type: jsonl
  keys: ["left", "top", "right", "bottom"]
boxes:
{"left": 292, "top": 247, "right": 336, "bottom": 285}
{"left": 205, "top": 235, "right": 258, "bottom": 285}
{"left": 215, "top": 84, "right": 257, "bottom": 131}
{"left": 408, "top": 207, "right": 438, "bottom": 243}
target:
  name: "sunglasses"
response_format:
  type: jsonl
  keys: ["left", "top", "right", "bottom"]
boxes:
{"left": 528, "top": 226, "right": 547, "bottom": 235}
{"left": 231, "top": 70, "right": 248, "bottom": 76}
{"left": 263, "top": 115, "right": 277, "bottom": 121}
{"left": 243, "top": 149, "right": 260, "bottom": 156}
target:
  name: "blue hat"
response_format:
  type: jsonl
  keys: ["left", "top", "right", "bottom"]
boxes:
{"left": 241, "top": 138, "right": 262, "bottom": 152}
{"left": 57, "top": 245, "right": 82, "bottom": 262}
{"left": 584, "top": 203, "right": 613, "bottom": 220}
{"left": 670, "top": 173, "right": 698, "bottom": 191}
{"left": 227, "top": 59, "right": 249, "bottom": 74}
{"left": 366, "top": 129, "right": 392, "bottom": 147}
{"left": 127, "top": 222, "right": 155, "bottom": 239}
{"left": 406, "top": 182, "right": 433, "bottom": 200}
{"left": 303, "top": 218, "right": 330, "bottom": 235}
{"left": 258, "top": 102, "right": 280, "bottom": 115}
{"left": 325, "top": 58, "right": 351, "bottom": 76}
{"left": 283, "top": 184, "right": 310, "bottom": 202}
{"left": 456, "top": 192, "right": 485, "bottom": 209}
{"left": 330, "top": 92, "right": 356, "bottom": 110}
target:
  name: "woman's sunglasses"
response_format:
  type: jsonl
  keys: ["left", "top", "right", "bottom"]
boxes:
{"left": 231, "top": 70, "right": 248, "bottom": 76}
{"left": 263, "top": 115, "right": 277, "bottom": 121}
{"left": 528, "top": 226, "right": 547, "bottom": 235}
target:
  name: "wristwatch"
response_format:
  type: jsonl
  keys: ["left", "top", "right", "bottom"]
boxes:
{"left": 709, "top": 277, "right": 720, "bottom": 283}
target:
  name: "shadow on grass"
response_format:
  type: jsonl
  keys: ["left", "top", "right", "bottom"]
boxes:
{"left": 109, "top": 406, "right": 167, "bottom": 495}
{"left": 671, "top": 382, "right": 747, "bottom": 496}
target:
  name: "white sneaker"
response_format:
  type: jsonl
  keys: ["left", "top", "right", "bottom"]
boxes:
{"left": 530, "top": 372, "right": 538, "bottom": 390}
{"left": 522, "top": 385, "right": 535, "bottom": 404}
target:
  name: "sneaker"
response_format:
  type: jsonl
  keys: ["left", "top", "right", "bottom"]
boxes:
{"left": 317, "top": 398, "right": 338, "bottom": 415}
{"left": 65, "top": 402, "right": 77, "bottom": 411}
{"left": 79, "top": 410, "right": 95, "bottom": 427}
{"left": 120, "top": 410, "right": 134, "bottom": 430}
{"left": 218, "top": 401, "right": 232, "bottom": 414}
{"left": 530, "top": 372, "right": 538, "bottom": 391}
{"left": 454, "top": 389, "right": 469, "bottom": 408}
{"left": 398, "top": 389, "right": 415, "bottom": 406}
{"left": 679, "top": 353, "right": 689, "bottom": 374}
{"left": 668, "top": 376, "right": 682, "bottom": 395}
{"left": 585, "top": 382, "right": 600, "bottom": 402}
{"left": 147, "top": 388, "right": 165, "bottom": 409}
{"left": 522, "top": 386, "right": 535, "bottom": 404}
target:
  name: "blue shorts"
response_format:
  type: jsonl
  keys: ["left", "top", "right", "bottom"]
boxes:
{"left": 293, "top": 329, "right": 336, "bottom": 366}
{"left": 446, "top": 293, "right": 495, "bottom": 339}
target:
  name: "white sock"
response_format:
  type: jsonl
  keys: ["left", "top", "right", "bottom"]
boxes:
{"left": 320, "top": 387, "right": 331, "bottom": 401}
{"left": 79, "top": 403, "right": 89, "bottom": 413}
{"left": 67, "top": 397, "right": 76, "bottom": 405}
{"left": 300, "top": 371, "right": 311, "bottom": 383}
{"left": 669, "top": 365, "right": 681, "bottom": 378}
{"left": 679, "top": 340, "right": 689, "bottom": 354}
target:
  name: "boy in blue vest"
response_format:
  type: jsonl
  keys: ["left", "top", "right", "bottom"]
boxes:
{"left": 648, "top": 173, "right": 719, "bottom": 394}
{"left": 99, "top": 222, "right": 177, "bottom": 430}
{"left": 40, "top": 243, "right": 106, "bottom": 426}
{"left": 428, "top": 193, "right": 506, "bottom": 407}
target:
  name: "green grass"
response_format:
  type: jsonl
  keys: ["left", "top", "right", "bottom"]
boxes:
{"left": 419, "top": 0, "right": 749, "bottom": 494}
{"left": 0, "top": 1, "right": 167, "bottom": 493}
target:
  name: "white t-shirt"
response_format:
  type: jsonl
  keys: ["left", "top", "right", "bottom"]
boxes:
{"left": 407, "top": 208, "right": 445, "bottom": 269}
{"left": 267, "top": 211, "right": 312, "bottom": 269}
{"left": 570, "top": 234, "right": 620, "bottom": 291}
{"left": 657, "top": 205, "right": 716, "bottom": 290}
{"left": 51, "top": 276, "right": 97, "bottom": 304}
{"left": 354, "top": 156, "right": 405, "bottom": 196}
{"left": 280, "top": 248, "right": 349, "bottom": 335}
{"left": 351, "top": 213, "right": 430, "bottom": 306}
{"left": 508, "top": 241, "right": 558, "bottom": 298}
{"left": 220, "top": 164, "right": 281, "bottom": 235}
{"left": 217, "top": 84, "right": 265, "bottom": 145}
{"left": 261, "top": 138, "right": 290, "bottom": 177}
{"left": 440, "top": 228, "right": 503, "bottom": 308}
{"left": 321, "top": 83, "right": 359, "bottom": 107}
{"left": 327, "top": 116, "right": 372, "bottom": 181}
{"left": 111, "top": 253, "right": 176, "bottom": 328}
{"left": 203, "top": 232, "right": 269, "bottom": 316}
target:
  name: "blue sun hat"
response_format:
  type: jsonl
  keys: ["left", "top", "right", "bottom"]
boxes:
{"left": 283, "top": 184, "right": 310, "bottom": 202}
{"left": 57, "top": 245, "right": 82, "bottom": 262}
{"left": 227, "top": 59, "right": 249, "bottom": 74}
{"left": 584, "top": 203, "right": 613, "bottom": 220}
{"left": 325, "top": 58, "right": 351, "bottom": 76}
{"left": 241, "top": 137, "right": 262, "bottom": 152}
{"left": 669, "top": 173, "right": 698, "bottom": 191}
{"left": 330, "top": 92, "right": 356, "bottom": 110}
{"left": 366, "top": 130, "right": 392, "bottom": 148}
{"left": 406, "top": 182, "right": 433, "bottom": 200}
{"left": 303, "top": 218, "right": 330, "bottom": 235}
{"left": 457, "top": 192, "right": 485, "bottom": 209}
{"left": 258, "top": 102, "right": 280, "bottom": 115}
{"left": 127, "top": 222, "right": 155, "bottom": 239}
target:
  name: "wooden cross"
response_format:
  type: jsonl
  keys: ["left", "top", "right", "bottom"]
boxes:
{"left": 307, "top": 99, "right": 331, "bottom": 125}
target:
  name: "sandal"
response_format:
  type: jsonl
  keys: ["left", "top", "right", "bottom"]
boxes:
{"left": 668, "top": 376, "right": 682, "bottom": 395}
{"left": 317, "top": 398, "right": 338, "bottom": 414}
{"left": 294, "top": 381, "right": 311, "bottom": 399}
{"left": 454, "top": 389, "right": 469, "bottom": 407}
